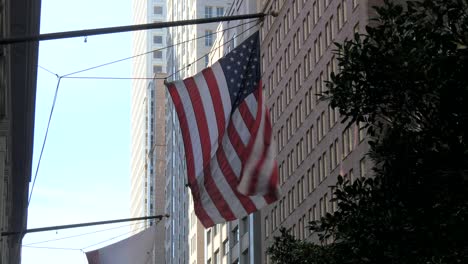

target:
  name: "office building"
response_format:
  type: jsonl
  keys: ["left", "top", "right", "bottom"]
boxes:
{"left": 130, "top": 0, "right": 168, "bottom": 262}
{"left": 165, "top": 1, "right": 231, "bottom": 264}
{"left": 0, "top": 0, "right": 41, "bottom": 263}
{"left": 258, "top": 0, "right": 379, "bottom": 262}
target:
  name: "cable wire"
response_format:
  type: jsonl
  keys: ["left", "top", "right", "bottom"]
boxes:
{"left": 59, "top": 21, "right": 260, "bottom": 82}
{"left": 62, "top": 20, "right": 257, "bottom": 77}
{"left": 28, "top": 77, "right": 62, "bottom": 206}
{"left": 22, "top": 245, "right": 83, "bottom": 251}
{"left": 80, "top": 223, "right": 152, "bottom": 251}
{"left": 23, "top": 220, "right": 146, "bottom": 246}
{"left": 38, "top": 65, "right": 59, "bottom": 78}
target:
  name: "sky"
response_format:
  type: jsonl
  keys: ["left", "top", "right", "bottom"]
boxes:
{"left": 21, "top": 0, "right": 138, "bottom": 263}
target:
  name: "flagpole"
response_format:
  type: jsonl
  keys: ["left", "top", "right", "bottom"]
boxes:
{"left": 1, "top": 214, "right": 169, "bottom": 237}
{"left": 0, "top": 13, "right": 275, "bottom": 45}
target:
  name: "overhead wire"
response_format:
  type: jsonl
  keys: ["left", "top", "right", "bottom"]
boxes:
{"left": 28, "top": 76, "right": 62, "bottom": 206}
{"left": 59, "top": 20, "right": 261, "bottom": 81}
{"left": 22, "top": 245, "right": 83, "bottom": 251}
{"left": 62, "top": 19, "right": 258, "bottom": 78}
{"left": 80, "top": 220, "right": 157, "bottom": 251}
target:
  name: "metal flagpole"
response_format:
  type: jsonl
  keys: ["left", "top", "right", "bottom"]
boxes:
{"left": 1, "top": 214, "right": 169, "bottom": 237}
{"left": 0, "top": 13, "right": 271, "bottom": 45}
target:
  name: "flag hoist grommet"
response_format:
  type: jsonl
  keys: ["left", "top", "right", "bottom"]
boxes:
{"left": 165, "top": 31, "right": 280, "bottom": 228}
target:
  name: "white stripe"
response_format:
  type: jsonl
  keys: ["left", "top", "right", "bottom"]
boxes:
{"left": 232, "top": 109, "right": 251, "bottom": 146}
{"left": 222, "top": 132, "right": 242, "bottom": 178}
{"left": 211, "top": 63, "right": 232, "bottom": 122}
{"left": 174, "top": 80, "right": 204, "bottom": 176}
{"left": 244, "top": 94, "right": 258, "bottom": 118}
{"left": 237, "top": 103, "right": 266, "bottom": 195}
{"left": 250, "top": 195, "right": 267, "bottom": 209}
{"left": 193, "top": 73, "right": 219, "bottom": 159}
{"left": 173, "top": 81, "right": 223, "bottom": 222}
{"left": 254, "top": 130, "right": 277, "bottom": 195}
{"left": 195, "top": 176, "right": 225, "bottom": 223}
{"left": 210, "top": 156, "right": 247, "bottom": 217}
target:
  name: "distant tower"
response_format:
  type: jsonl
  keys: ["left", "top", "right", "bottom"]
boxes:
{"left": 130, "top": 0, "right": 168, "bottom": 263}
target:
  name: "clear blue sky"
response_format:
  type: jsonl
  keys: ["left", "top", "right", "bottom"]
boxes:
{"left": 21, "top": 0, "right": 136, "bottom": 263}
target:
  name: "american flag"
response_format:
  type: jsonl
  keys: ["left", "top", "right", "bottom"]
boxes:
{"left": 166, "top": 32, "right": 279, "bottom": 227}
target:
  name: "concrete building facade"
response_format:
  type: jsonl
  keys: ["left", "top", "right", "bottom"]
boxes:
{"left": 130, "top": 0, "right": 168, "bottom": 262}
{"left": 0, "top": 0, "right": 41, "bottom": 263}
{"left": 258, "top": 0, "right": 380, "bottom": 262}
{"left": 165, "top": 1, "right": 231, "bottom": 264}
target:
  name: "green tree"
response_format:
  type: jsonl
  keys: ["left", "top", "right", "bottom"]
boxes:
{"left": 268, "top": 0, "right": 468, "bottom": 263}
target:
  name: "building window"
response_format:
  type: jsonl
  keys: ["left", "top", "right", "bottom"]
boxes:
{"left": 360, "top": 158, "right": 366, "bottom": 178}
{"left": 205, "top": 30, "right": 213, "bottom": 46}
{"left": 153, "top": 35, "right": 163, "bottom": 44}
{"left": 154, "top": 6, "right": 163, "bottom": 15}
{"left": 207, "top": 229, "right": 212, "bottom": 245}
{"left": 205, "top": 6, "right": 213, "bottom": 18}
{"left": 214, "top": 250, "right": 220, "bottom": 264}
{"left": 232, "top": 226, "right": 239, "bottom": 244}
{"left": 223, "top": 239, "right": 229, "bottom": 255}
{"left": 213, "top": 224, "right": 218, "bottom": 236}
{"left": 153, "top": 65, "right": 162, "bottom": 74}
{"left": 216, "top": 7, "right": 224, "bottom": 17}
{"left": 153, "top": 50, "right": 163, "bottom": 59}
{"left": 242, "top": 249, "right": 249, "bottom": 264}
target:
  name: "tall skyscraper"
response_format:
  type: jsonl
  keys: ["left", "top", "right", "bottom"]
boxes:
{"left": 258, "top": 0, "right": 378, "bottom": 262}
{"left": 165, "top": 1, "right": 231, "bottom": 264}
{"left": 130, "top": 0, "right": 169, "bottom": 263}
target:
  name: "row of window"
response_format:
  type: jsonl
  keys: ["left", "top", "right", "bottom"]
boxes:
{"left": 278, "top": 121, "right": 365, "bottom": 185}
{"left": 265, "top": 157, "right": 366, "bottom": 239}
{"left": 204, "top": 6, "right": 225, "bottom": 18}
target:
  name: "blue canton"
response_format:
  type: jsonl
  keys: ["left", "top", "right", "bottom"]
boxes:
{"left": 218, "top": 32, "right": 261, "bottom": 110}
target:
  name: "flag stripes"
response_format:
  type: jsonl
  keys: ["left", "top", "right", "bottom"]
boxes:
{"left": 166, "top": 32, "right": 279, "bottom": 227}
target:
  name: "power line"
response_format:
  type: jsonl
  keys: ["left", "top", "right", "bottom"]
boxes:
{"left": 0, "top": 13, "right": 270, "bottom": 45}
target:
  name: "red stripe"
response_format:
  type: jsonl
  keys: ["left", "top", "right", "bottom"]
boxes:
{"left": 184, "top": 77, "right": 236, "bottom": 221}
{"left": 239, "top": 84, "right": 264, "bottom": 180}
{"left": 202, "top": 68, "right": 226, "bottom": 145}
{"left": 248, "top": 109, "right": 273, "bottom": 195}
{"left": 167, "top": 83, "right": 213, "bottom": 227}
{"left": 227, "top": 120, "right": 246, "bottom": 158}
{"left": 216, "top": 145, "right": 258, "bottom": 213}
{"left": 238, "top": 100, "right": 255, "bottom": 129}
